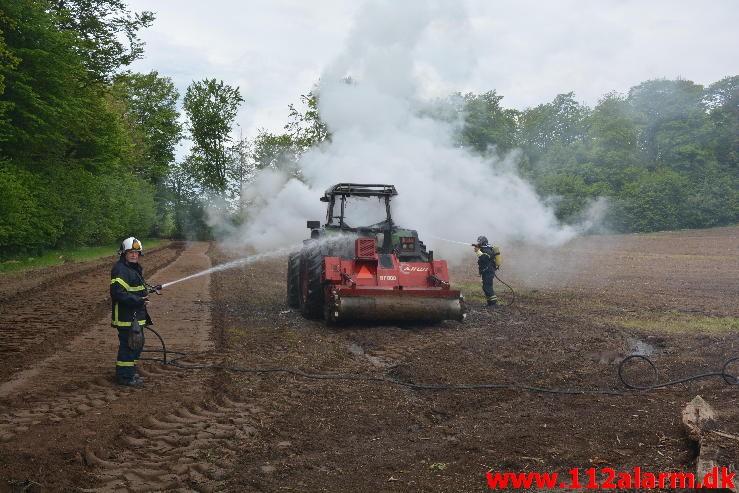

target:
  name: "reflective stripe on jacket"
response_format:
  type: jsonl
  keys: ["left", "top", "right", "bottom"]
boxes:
{"left": 476, "top": 246, "right": 495, "bottom": 274}
{"left": 110, "top": 257, "right": 152, "bottom": 327}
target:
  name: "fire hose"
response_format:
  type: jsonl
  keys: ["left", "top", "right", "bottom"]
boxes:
{"left": 494, "top": 272, "right": 516, "bottom": 307}
{"left": 139, "top": 325, "right": 737, "bottom": 395}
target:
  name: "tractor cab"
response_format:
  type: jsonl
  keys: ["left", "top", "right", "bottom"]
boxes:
{"left": 308, "top": 183, "right": 429, "bottom": 262}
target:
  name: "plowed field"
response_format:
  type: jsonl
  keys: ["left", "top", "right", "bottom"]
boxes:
{"left": 0, "top": 227, "right": 737, "bottom": 492}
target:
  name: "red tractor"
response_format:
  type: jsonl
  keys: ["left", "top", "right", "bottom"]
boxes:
{"left": 287, "top": 183, "right": 465, "bottom": 323}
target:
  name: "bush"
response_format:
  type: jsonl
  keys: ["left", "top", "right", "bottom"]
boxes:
{"left": 0, "top": 160, "right": 157, "bottom": 256}
{"left": 608, "top": 170, "right": 689, "bottom": 232}
{"left": 0, "top": 161, "right": 64, "bottom": 258}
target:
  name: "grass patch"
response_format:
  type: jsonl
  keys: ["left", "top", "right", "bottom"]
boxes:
{"left": 453, "top": 282, "right": 485, "bottom": 302}
{"left": 282, "top": 329, "right": 301, "bottom": 344}
{"left": 451, "top": 282, "right": 478, "bottom": 291}
{"left": 454, "top": 282, "right": 555, "bottom": 305}
{"left": 0, "top": 239, "right": 163, "bottom": 274}
{"left": 538, "top": 294, "right": 737, "bottom": 334}
{"left": 227, "top": 326, "right": 249, "bottom": 339}
{"left": 226, "top": 326, "right": 251, "bottom": 349}
{"left": 616, "top": 312, "right": 737, "bottom": 334}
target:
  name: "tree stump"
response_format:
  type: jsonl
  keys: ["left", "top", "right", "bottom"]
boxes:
{"left": 681, "top": 395, "right": 738, "bottom": 492}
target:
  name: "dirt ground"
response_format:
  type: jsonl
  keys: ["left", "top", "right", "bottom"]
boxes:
{"left": 0, "top": 227, "right": 737, "bottom": 492}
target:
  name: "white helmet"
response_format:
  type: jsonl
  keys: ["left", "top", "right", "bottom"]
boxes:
{"left": 118, "top": 236, "right": 144, "bottom": 255}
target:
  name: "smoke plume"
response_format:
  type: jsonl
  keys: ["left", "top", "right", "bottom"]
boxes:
{"left": 232, "top": 0, "right": 580, "bottom": 264}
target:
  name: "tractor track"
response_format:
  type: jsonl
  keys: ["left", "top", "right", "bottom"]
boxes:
{"left": 330, "top": 306, "right": 515, "bottom": 372}
{"left": 0, "top": 244, "right": 181, "bottom": 305}
{"left": 0, "top": 241, "right": 224, "bottom": 491}
{"left": 0, "top": 375, "right": 128, "bottom": 444}
{"left": 0, "top": 260, "right": 113, "bottom": 305}
{"left": 0, "top": 243, "right": 184, "bottom": 384}
{"left": 333, "top": 322, "right": 470, "bottom": 370}
{"left": 0, "top": 243, "right": 186, "bottom": 447}
{"left": 82, "top": 394, "right": 261, "bottom": 492}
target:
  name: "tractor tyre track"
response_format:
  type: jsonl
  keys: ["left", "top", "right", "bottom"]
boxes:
{"left": 83, "top": 395, "right": 259, "bottom": 492}
{"left": 0, "top": 241, "right": 224, "bottom": 490}
{"left": 0, "top": 243, "right": 184, "bottom": 385}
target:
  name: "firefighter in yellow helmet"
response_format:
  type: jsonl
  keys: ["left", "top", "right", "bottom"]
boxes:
{"left": 110, "top": 237, "right": 159, "bottom": 386}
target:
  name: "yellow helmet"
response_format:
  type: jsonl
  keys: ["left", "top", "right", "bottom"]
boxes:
{"left": 118, "top": 236, "right": 144, "bottom": 255}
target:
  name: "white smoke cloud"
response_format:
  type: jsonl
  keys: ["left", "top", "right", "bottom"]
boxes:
{"left": 233, "top": 0, "right": 577, "bottom": 263}
{"left": 235, "top": 170, "right": 322, "bottom": 251}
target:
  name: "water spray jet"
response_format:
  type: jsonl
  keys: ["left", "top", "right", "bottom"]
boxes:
{"left": 427, "top": 234, "right": 473, "bottom": 247}
{"left": 157, "top": 245, "right": 301, "bottom": 289}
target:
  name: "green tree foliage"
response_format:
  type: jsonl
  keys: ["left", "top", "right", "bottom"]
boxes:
{"left": 49, "top": 0, "right": 154, "bottom": 84}
{"left": 252, "top": 131, "right": 299, "bottom": 171}
{"left": 110, "top": 71, "right": 181, "bottom": 236}
{"left": 704, "top": 75, "right": 738, "bottom": 168}
{"left": 700, "top": 77, "right": 739, "bottom": 229}
{"left": 0, "top": 0, "right": 89, "bottom": 159}
{"left": 227, "top": 135, "right": 252, "bottom": 212}
{"left": 456, "top": 79, "right": 737, "bottom": 232}
{"left": 587, "top": 93, "right": 638, "bottom": 167}
{"left": 536, "top": 173, "right": 594, "bottom": 221}
{"left": 533, "top": 80, "right": 736, "bottom": 231}
{"left": 0, "top": 0, "right": 157, "bottom": 257}
{"left": 112, "top": 71, "right": 181, "bottom": 184}
{"left": 608, "top": 169, "right": 689, "bottom": 232}
{"left": 0, "top": 160, "right": 59, "bottom": 253}
{"left": 0, "top": 15, "right": 20, "bottom": 135}
{"left": 183, "top": 78, "right": 243, "bottom": 193}
{"left": 252, "top": 89, "right": 330, "bottom": 175}
{"left": 627, "top": 79, "right": 706, "bottom": 167}
{"left": 518, "top": 92, "right": 589, "bottom": 156}
{"left": 459, "top": 90, "right": 518, "bottom": 154}
{"left": 285, "top": 90, "right": 331, "bottom": 150}
{"left": 164, "top": 159, "right": 211, "bottom": 240}
{"left": 0, "top": 0, "right": 735, "bottom": 256}
{"left": 681, "top": 163, "right": 737, "bottom": 229}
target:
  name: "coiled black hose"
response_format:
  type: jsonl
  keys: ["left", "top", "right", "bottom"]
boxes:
{"left": 618, "top": 354, "right": 738, "bottom": 390}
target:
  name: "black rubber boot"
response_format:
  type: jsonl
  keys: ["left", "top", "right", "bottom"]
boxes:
{"left": 117, "top": 376, "right": 143, "bottom": 387}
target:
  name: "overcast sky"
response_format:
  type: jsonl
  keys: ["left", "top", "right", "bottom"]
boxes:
{"left": 126, "top": 0, "right": 738, "bottom": 137}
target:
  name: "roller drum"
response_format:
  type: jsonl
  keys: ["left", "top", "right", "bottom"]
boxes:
{"left": 329, "top": 294, "right": 465, "bottom": 323}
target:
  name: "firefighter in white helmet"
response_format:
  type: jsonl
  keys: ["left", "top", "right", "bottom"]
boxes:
{"left": 110, "top": 237, "right": 159, "bottom": 386}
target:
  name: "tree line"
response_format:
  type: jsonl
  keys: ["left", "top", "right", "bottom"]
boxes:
{"left": 1, "top": 0, "right": 736, "bottom": 259}
{"left": 1, "top": 0, "right": 169, "bottom": 257}
{"left": 456, "top": 80, "right": 737, "bottom": 233}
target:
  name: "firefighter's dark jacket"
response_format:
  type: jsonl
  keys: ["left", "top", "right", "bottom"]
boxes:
{"left": 110, "top": 256, "right": 152, "bottom": 327}
{"left": 477, "top": 245, "right": 496, "bottom": 275}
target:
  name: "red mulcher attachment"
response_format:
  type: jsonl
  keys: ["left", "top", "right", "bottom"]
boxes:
{"left": 322, "top": 238, "right": 465, "bottom": 323}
